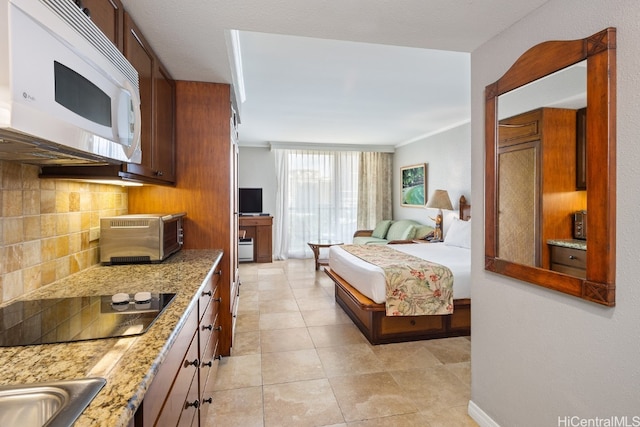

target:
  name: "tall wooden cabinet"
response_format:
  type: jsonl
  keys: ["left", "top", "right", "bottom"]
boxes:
{"left": 129, "top": 82, "right": 238, "bottom": 356}
{"left": 497, "top": 107, "right": 586, "bottom": 269}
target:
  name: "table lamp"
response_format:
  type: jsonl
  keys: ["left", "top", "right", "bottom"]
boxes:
{"left": 426, "top": 189, "right": 453, "bottom": 242}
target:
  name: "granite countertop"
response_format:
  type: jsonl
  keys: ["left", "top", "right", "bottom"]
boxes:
{"left": 0, "top": 249, "right": 223, "bottom": 427}
{"left": 547, "top": 238, "right": 587, "bottom": 250}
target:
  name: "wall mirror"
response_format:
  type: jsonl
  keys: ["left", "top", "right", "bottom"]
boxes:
{"left": 484, "top": 28, "right": 616, "bottom": 306}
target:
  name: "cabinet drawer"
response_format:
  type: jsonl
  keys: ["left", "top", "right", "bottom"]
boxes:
{"left": 141, "top": 307, "right": 198, "bottom": 427}
{"left": 199, "top": 294, "right": 219, "bottom": 354}
{"left": 156, "top": 331, "right": 199, "bottom": 427}
{"left": 550, "top": 245, "right": 586, "bottom": 269}
{"left": 199, "top": 333, "right": 220, "bottom": 421}
{"left": 176, "top": 374, "right": 199, "bottom": 427}
{"left": 198, "top": 278, "right": 213, "bottom": 322}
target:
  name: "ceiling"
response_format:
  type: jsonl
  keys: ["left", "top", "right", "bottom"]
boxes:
{"left": 120, "top": 0, "right": 550, "bottom": 148}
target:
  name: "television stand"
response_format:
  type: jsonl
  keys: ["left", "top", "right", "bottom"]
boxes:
{"left": 238, "top": 216, "right": 273, "bottom": 263}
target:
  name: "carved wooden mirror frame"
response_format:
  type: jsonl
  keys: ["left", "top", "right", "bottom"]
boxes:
{"left": 484, "top": 28, "right": 616, "bottom": 306}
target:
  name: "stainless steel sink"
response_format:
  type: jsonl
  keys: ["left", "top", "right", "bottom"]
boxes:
{"left": 0, "top": 378, "right": 106, "bottom": 427}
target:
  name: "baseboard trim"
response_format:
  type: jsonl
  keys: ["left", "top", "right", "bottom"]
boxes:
{"left": 468, "top": 400, "right": 500, "bottom": 427}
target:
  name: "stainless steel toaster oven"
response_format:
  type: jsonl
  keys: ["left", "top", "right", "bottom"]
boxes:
{"left": 100, "top": 213, "right": 186, "bottom": 264}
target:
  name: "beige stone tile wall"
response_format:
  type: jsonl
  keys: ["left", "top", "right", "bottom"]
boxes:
{"left": 0, "top": 161, "right": 128, "bottom": 304}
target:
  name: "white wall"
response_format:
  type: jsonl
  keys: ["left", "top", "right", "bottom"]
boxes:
{"left": 238, "top": 147, "right": 277, "bottom": 216}
{"left": 393, "top": 122, "right": 471, "bottom": 232}
{"left": 470, "top": 1, "right": 640, "bottom": 426}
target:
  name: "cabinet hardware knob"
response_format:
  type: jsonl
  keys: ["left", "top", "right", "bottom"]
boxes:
{"left": 214, "top": 355, "right": 222, "bottom": 360}
{"left": 569, "top": 255, "right": 577, "bottom": 260}
{"left": 185, "top": 399, "right": 200, "bottom": 409}
{"left": 185, "top": 358, "right": 199, "bottom": 368}
{"left": 202, "top": 397, "right": 213, "bottom": 405}
{"left": 202, "top": 360, "right": 213, "bottom": 367}
{"left": 215, "top": 326, "right": 222, "bottom": 331}
{"left": 215, "top": 270, "right": 223, "bottom": 275}
{"left": 202, "top": 324, "right": 213, "bottom": 331}
{"left": 156, "top": 170, "right": 164, "bottom": 177}
{"left": 202, "top": 290, "right": 212, "bottom": 297}
{"left": 214, "top": 297, "right": 222, "bottom": 303}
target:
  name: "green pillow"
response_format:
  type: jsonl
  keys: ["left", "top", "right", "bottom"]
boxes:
{"left": 398, "top": 224, "right": 416, "bottom": 240}
{"left": 371, "top": 220, "right": 393, "bottom": 238}
{"left": 413, "top": 225, "right": 435, "bottom": 240}
{"left": 386, "top": 220, "right": 417, "bottom": 241}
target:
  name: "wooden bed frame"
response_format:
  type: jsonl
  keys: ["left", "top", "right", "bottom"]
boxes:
{"left": 325, "top": 196, "right": 471, "bottom": 345}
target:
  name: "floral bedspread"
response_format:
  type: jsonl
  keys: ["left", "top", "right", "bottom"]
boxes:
{"left": 340, "top": 244, "right": 454, "bottom": 316}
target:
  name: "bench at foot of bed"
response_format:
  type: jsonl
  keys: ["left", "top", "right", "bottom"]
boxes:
{"left": 325, "top": 267, "right": 471, "bottom": 345}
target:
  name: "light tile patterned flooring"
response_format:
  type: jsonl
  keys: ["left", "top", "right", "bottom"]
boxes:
{"left": 204, "top": 259, "right": 477, "bottom": 427}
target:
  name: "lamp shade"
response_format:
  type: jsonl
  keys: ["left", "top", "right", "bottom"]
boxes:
{"left": 426, "top": 189, "right": 453, "bottom": 210}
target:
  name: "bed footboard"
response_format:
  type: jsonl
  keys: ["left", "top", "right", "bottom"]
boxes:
{"left": 325, "top": 267, "right": 470, "bottom": 345}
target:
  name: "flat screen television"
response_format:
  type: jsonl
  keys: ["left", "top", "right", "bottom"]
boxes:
{"left": 238, "top": 188, "right": 263, "bottom": 214}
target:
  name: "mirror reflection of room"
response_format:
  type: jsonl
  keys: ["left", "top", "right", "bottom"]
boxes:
{"left": 484, "top": 27, "right": 616, "bottom": 306}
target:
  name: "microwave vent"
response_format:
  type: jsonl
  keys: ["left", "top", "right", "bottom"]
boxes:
{"left": 109, "top": 219, "right": 151, "bottom": 228}
{"left": 41, "top": 0, "right": 139, "bottom": 89}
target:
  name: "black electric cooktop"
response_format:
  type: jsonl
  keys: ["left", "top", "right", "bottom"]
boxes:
{"left": 0, "top": 293, "right": 176, "bottom": 347}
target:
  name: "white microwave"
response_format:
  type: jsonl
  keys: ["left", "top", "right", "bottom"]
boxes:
{"left": 0, "top": 0, "right": 142, "bottom": 165}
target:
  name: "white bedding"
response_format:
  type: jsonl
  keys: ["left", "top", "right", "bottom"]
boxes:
{"left": 328, "top": 243, "right": 471, "bottom": 304}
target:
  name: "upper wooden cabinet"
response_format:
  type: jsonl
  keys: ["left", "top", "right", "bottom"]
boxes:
{"left": 122, "top": 12, "right": 176, "bottom": 184}
{"left": 81, "top": 0, "right": 124, "bottom": 50}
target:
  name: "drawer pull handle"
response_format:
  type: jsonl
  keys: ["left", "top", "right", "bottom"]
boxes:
{"left": 202, "top": 290, "right": 213, "bottom": 297}
{"left": 569, "top": 255, "right": 577, "bottom": 260}
{"left": 202, "top": 397, "right": 213, "bottom": 405}
{"left": 202, "top": 324, "right": 213, "bottom": 331}
{"left": 185, "top": 399, "right": 199, "bottom": 409}
{"left": 185, "top": 358, "right": 199, "bottom": 368}
{"left": 202, "top": 360, "right": 213, "bottom": 367}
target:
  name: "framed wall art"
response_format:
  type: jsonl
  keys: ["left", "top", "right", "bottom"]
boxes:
{"left": 401, "top": 163, "right": 427, "bottom": 207}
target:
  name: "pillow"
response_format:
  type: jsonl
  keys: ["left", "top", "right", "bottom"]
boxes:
{"left": 371, "top": 220, "right": 393, "bottom": 238}
{"left": 386, "top": 220, "right": 417, "bottom": 241}
{"left": 413, "top": 225, "right": 435, "bottom": 240}
{"left": 444, "top": 218, "right": 471, "bottom": 249}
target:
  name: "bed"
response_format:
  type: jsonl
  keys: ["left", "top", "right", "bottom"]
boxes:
{"left": 324, "top": 196, "right": 471, "bottom": 345}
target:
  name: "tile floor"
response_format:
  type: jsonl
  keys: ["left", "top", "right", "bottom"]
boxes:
{"left": 204, "top": 259, "right": 477, "bottom": 427}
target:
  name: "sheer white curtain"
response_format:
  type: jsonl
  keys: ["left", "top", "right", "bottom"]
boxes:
{"left": 273, "top": 149, "right": 359, "bottom": 260}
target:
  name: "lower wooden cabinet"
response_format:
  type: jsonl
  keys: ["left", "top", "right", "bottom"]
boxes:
{"left": 136, "top": 259, "right": 222, "bottom": 426}
{"left": 550, "top": 244, "right": 586, "bottom": 278}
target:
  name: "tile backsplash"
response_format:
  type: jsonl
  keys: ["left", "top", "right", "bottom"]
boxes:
{"left": 0, "top": 161, "right": 128, "bottom": 304}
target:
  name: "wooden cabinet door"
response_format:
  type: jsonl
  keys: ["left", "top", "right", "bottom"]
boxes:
{"left": 123, "top": 13, "right": 154, "bottom": 176}
{"left": 153, "top": 63, "right": 176, "bottom": 182}
{"left": 82, "top": 0, "right": 124, "bottom": 50}
{"left": 497, "top": 142, "right": 540, "bottom": 267}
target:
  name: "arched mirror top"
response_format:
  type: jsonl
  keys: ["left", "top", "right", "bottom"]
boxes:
{"left": 484, "top": 28, "right": 616, "bottom": 306}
